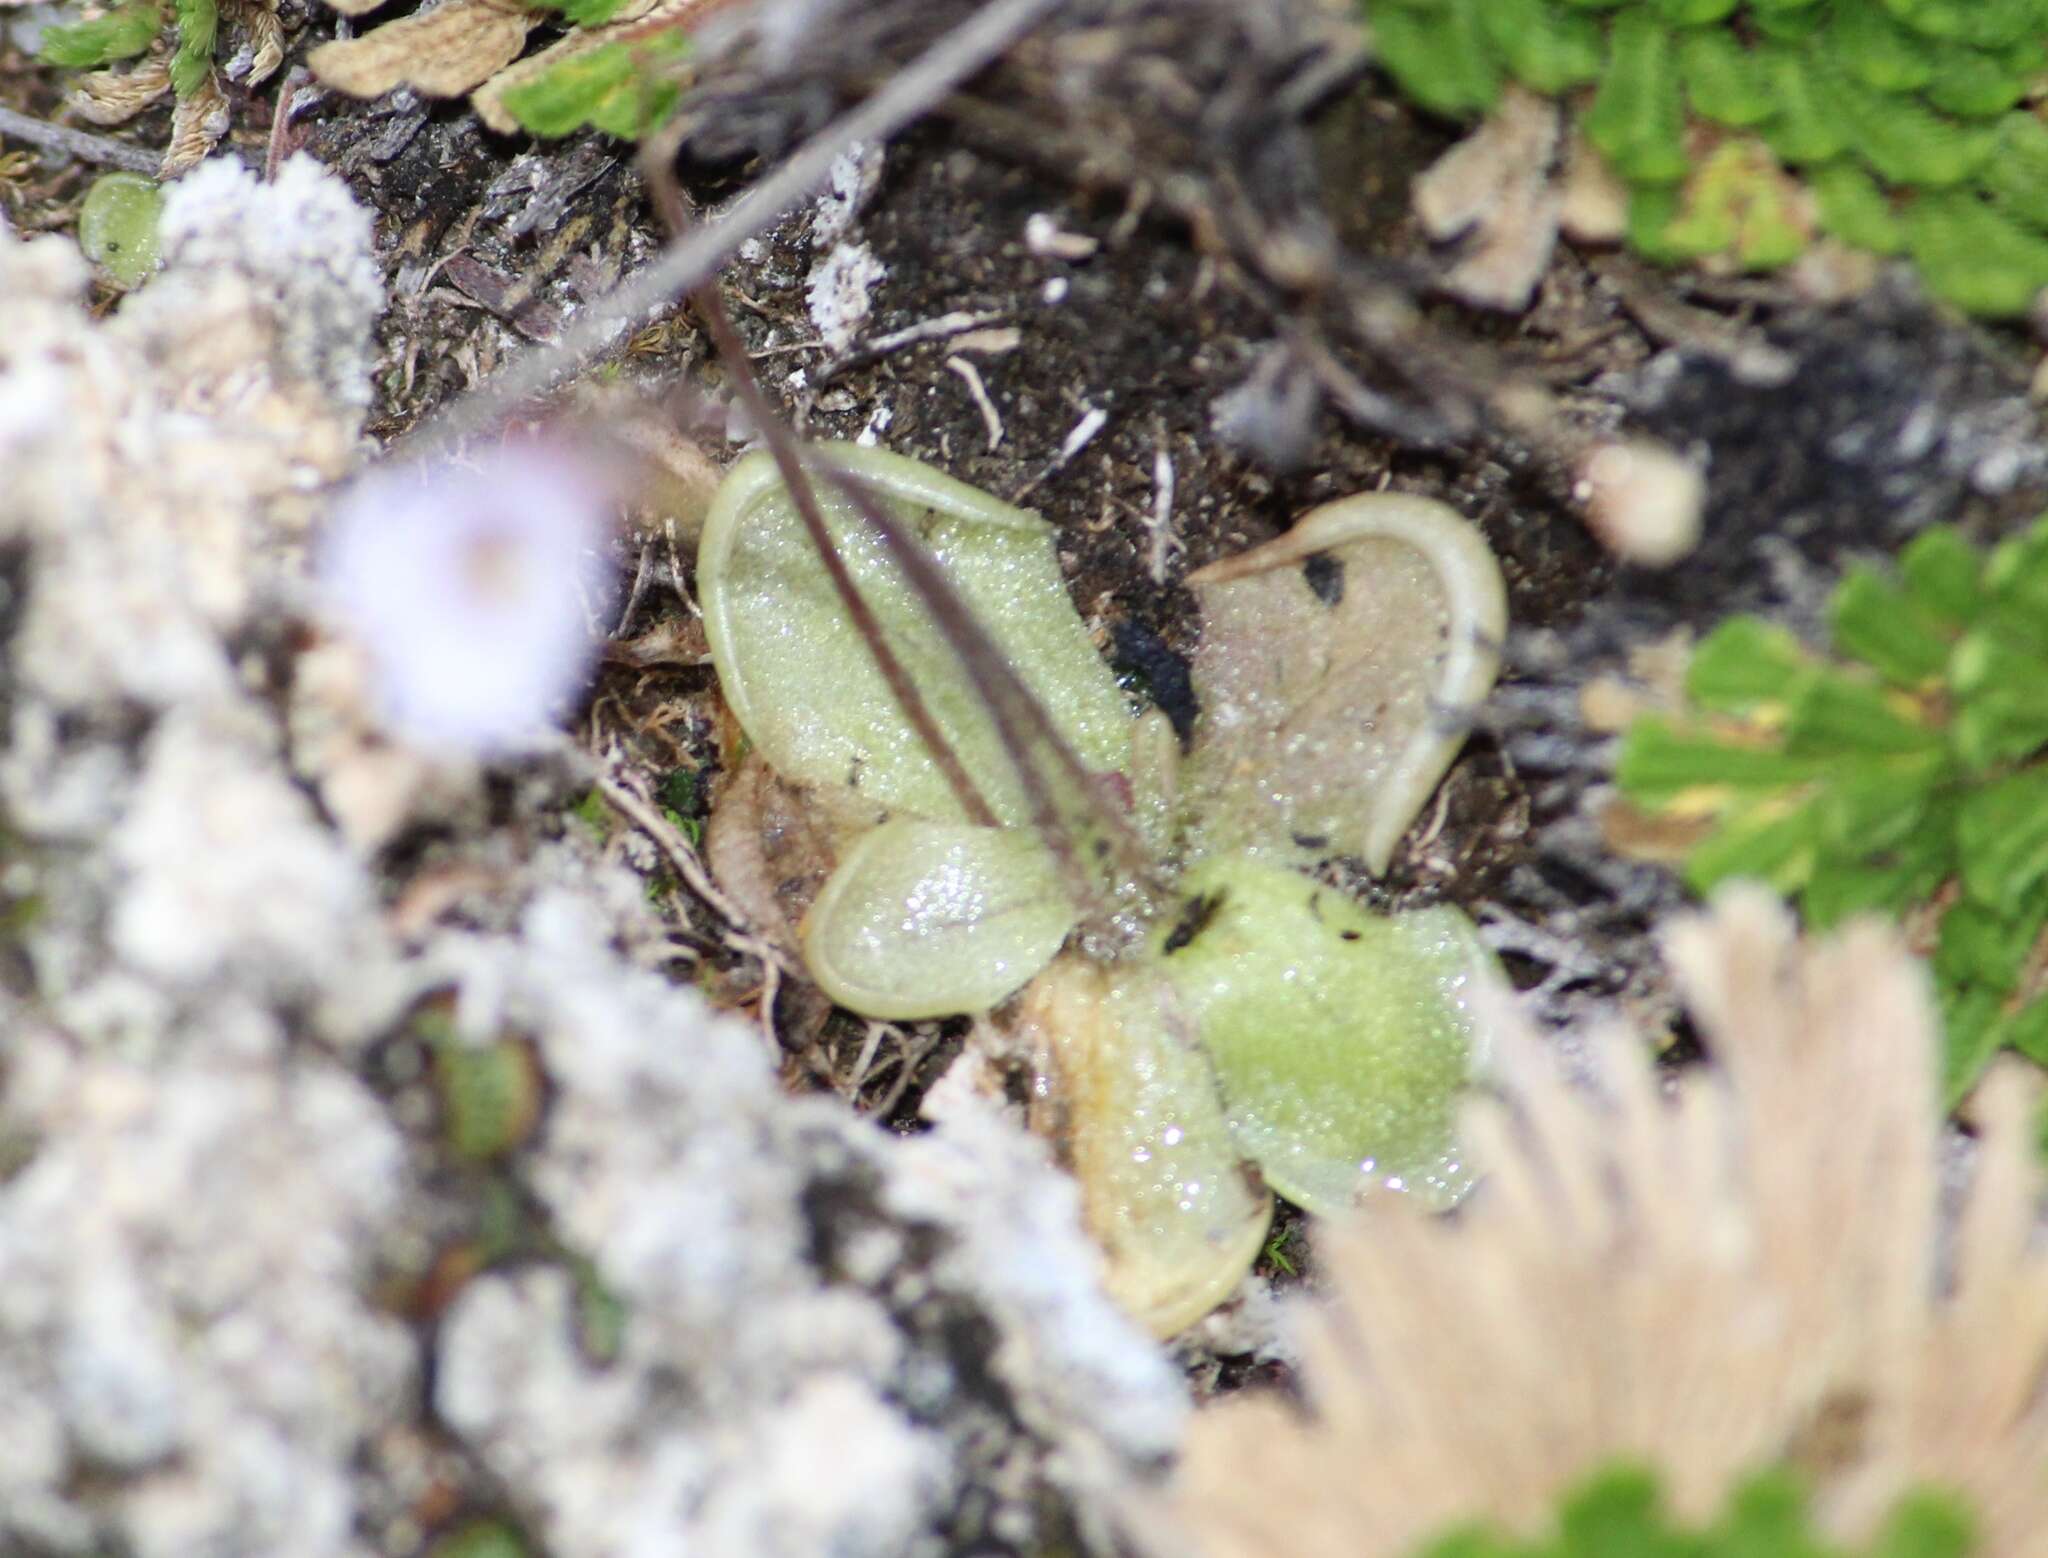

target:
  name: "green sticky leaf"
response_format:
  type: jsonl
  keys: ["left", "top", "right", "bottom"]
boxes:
{"left": 36, "top": 1, "right": 162, "bottom": 68}
{"left": 432, "top": 1035, "right": 542, "bottom": 1161}
{"left": 1658, "top": 140, "right": 1807, "bottom": 270}
{"left": 1802, "top": 851, "right": 1946, "bottom": 930}
{"left": 1951, "top": 694, "right": 2048, "bottom": 773}
{"left": 800, "top": 818, "right": 1074, "bottom": 1020}
{"left": 699, "top": 443, "right": 1138, "bottom": 830}
{"left": 1983, "top": 518, "right": 2048, "bottom": 617}
{"left": 2006, "top": 997, "right": 2048, "bottom": 1067}
{"left": 1880, "top": 0, "right": 2044, "bottom": 49}
{"left": 1626, "top": 184, "right": 1692, "bottom": 262}
{"left": 428, "top": 1519, "right": 531, "bottom": 1558}
{"left": 1948, "top": 630, "right": 2048, "bottom": 716}
{"left": 1179, "top": 491, "right": 1506, "bottom": 877}
{"left": 1021, "top": 956, "right": 1273, "bottom": 1338}
{"left": 77, "top": 172, "right": 164, "bottom": 290}
{"left": 1751, "top": 2, "right": 1829, "bottom": 43}
{"left": 1156, "top": 854, "right": 1488, "bottom": 1217}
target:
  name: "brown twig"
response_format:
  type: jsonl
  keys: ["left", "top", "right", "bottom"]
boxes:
{"left": 0, "top": 105, "right": 158, "bottom": 174}
{"left": 681, "top": 265, "right": 1004, "bottom": 832}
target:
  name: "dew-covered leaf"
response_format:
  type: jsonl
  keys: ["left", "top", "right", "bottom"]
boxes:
{"left": 1179, "top": 491, "right": 1506, "bottom": 875}
{"left": 1153, "top": 854, "right": 1489, "bottom": 1217}
{"left": 801, "top": 817, "right": 1074, "bottom": 1020}
{"left": 699, "top": 444, "right": 1137, "bottom": 830}
{"left": 1018, "top": 955, "right": 1272, "bottom": 1337}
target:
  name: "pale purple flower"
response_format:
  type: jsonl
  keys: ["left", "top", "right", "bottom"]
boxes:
{"left": 317, "top": 445, "right": 617, "bottom": 755}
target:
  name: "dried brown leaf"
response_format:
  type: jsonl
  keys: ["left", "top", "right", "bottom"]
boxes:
{"left": 1163, "top": 888, "right": 2048, "bottom": 1556}
{"left": 68, "top": 58, "right": 172, "bottom": 127}
{"left": 1412, "top": 85, "right": 1563, "bottom": 313}
{"left": 160, "top": 72, "right": 229, "bottom": 176}
{"left": 308, "top": 0, "right": 537, "bottom": 101}
{"left": 470, "top": 0, "right": 703, "bottom": 135}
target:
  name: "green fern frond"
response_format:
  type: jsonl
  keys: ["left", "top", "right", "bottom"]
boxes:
{"left": 1616, "top": 518, "right": 2048, "bottom": 1102}
{"left": 1365, "top": 0, "right": 2048, "bottom": 314}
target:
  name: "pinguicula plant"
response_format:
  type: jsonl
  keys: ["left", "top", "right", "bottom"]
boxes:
{"left": 1615, "top": 516, "right": 2048, "bottom": 1104}
{"left": 697, "top": 438, "right": 1508, "bottom": 1335}
{"left": 1367, "top": 0, "right": 2048, "bottom": 315}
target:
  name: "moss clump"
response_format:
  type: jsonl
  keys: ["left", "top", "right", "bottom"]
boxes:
{"left": 1367, "top": 0, "right": 2048, "bottom": 314}
{"left": 37, "top": 0, "right": 218, "bottom": 97}
{"left": 1617, "top": 516, "right": 2048, "bottom": 1101}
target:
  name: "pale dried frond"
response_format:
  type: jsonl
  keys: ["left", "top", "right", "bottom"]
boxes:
{"left": 68, "top": 58, "right": 173, "bottom": 127}
{"left": 1168, "top": 887, "right": 2048, "bottom": 1556}
{"left": 308, "top": 0, "right": 538, "bottom": 101}
{"left": 161, "top": 73, "right": 229, "bottom": 176}
{"left": 240, "top": 0, "right": 286, "bottom": 86}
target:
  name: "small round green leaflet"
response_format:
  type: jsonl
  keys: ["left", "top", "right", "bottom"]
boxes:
{"left": 1154, "top": 854, "right": 1490, "bottom": 1217}
{"left": 699, "top": 443, "right": 1137, "bottom": 829}
{"left": 1019, "top": 955, "right": 1273, "bottom": 1338}
{"left": 77, "top": 172, "right": 164, "bottom": 289}
{"left": 1179, "top": 491, "right": 1507, "bottom": 876}
{"left": 802, "top": 818, "right": 1076, "bottom": 1020}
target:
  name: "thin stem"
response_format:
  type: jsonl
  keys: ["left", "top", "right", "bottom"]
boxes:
{"left": 685, "top": 266, "right": 1001, "bottom": 831}
{"left": 0, "top": 105, "right": 159, "bottom": 175}
{"left": 395, "top": 0, "right": 1061, "bottom": 460}
{"left": 815, "top": 454, "right": 1165, "bottom": 907}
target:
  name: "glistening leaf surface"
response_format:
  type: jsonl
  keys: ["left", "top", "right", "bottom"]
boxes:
{"left": 1154, "top": 854, "right": 1489, "bottom": 1217}
{"left": 1180, "top": 491, "right": 1506, "bottom": 875}
{"left": 700, "top": 443, "right": 1135, "bottom": 829}
{"left": 802, "top": 818, "right": 1074, "bottom": 1019}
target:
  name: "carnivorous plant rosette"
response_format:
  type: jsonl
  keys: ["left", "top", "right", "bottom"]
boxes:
{"left": 698, "top": 442, "right": 1508, "bottom": 1333}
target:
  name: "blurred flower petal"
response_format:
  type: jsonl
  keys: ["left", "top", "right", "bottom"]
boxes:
{"left": 317, "top": 446, "right": 616, "bottom": 754}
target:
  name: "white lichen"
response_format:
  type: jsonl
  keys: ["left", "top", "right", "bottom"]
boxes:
{"left": 0, "top": 154, "right": 1181, "bottom": 1558}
